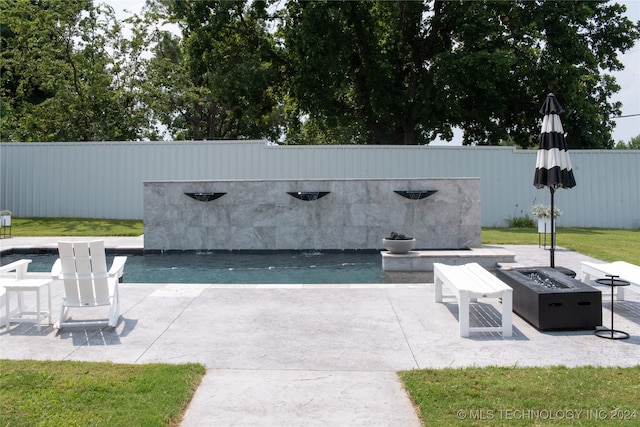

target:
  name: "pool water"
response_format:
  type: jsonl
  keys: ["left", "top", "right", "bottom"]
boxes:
{"left": 0, "top": 251, "right": 409, "bottom": 284}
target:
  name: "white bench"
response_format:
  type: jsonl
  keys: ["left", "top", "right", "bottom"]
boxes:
{"left": 434, "top": 262, "right": 513, "bottom": 337}
{"left": 581, "top": 261, "right": 640, "bottom": 301}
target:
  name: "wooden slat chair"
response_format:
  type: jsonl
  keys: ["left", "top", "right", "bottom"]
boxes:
{"left": 52, "top": 241, "right": 126, "bottom": 329}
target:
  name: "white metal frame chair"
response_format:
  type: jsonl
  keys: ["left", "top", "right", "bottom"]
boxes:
{"left": 52, "top": 241, "right": 126, "bottom": 329}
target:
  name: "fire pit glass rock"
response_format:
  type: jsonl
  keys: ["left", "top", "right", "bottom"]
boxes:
{"left": 496, "top": 267, "right": 601, "bottom": 331}
{"left": 524, "top": 272, "right": 569, "bottom": 290}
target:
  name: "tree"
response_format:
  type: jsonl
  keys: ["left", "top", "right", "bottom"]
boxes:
{"left": 283, "top": 0, "right": 640, "bottom": 147}
{"left": 0, "top": 0, "right": 153, "bottom": 141}
{"left": 170, "top": 0, "right": 639, "bottom": 147}
{"left": 5, "top": 0, "right": 635, "bottom": 146}
{"left": 282, "top": 1, "right": 453, "bottom": 145}
{"left": 169, "top": 0, "right": 286, "bottom": 140}
{"left": 615, "top": 134, "right": 640, "bottom": 149}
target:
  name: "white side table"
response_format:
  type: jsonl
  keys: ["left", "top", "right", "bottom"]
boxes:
{"left": 4, "top": 279, "right": 53, "bottom": 332}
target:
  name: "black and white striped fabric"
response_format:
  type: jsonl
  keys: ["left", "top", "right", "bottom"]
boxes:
{"left": 533, "top": 93, "right": 576, "bottom": 189}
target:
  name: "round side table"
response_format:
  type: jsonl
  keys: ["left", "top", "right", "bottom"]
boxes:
{"left": 594, "top": 275, "right": 630, "bottom": 340}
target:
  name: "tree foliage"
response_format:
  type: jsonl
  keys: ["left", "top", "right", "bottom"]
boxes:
{"left": 170, "top": 0, "right": 639, "bottom": 147}
{"left": 1, "top": 0, "right": 638, "bottom": 148}
{"left": 169, "top": 0, "right": 286, "bottom": 140}
{"left": 282, "top": 1, "right": 452, "bottom": 145}
{"left": 1, "top": 0, "right": 153, "bottom": 141}
{"left": 615, "top": 134, "right": 640, "bottom": 149}
{"left": 432, "top": 1, "right": 636, "bottom": 147}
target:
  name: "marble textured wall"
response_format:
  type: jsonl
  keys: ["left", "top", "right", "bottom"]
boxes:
{"left": 143, "top": 178, "right": 480, "bottom": 251}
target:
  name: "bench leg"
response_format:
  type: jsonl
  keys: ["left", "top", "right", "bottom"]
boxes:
{"left": 5, "top": 293, "right": 9, "bottom": 330}
{"left": 47, "top": 283, "right": 52, "bottom": 326}
{"left": 581, "top": 271, "right": 591, "bottom": 285}
{"left": 459, "top": 291, "right": 470, "bottom": 337}
{"left": 502, "top": 290, "right": 513, "bottom": 337}
{"left": 35, "top": 288, "right": 42, "bottom": 332}
{"left": 434, "top": 275, "right": 443, "bottom": 303}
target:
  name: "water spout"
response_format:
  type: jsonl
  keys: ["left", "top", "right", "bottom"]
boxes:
{"left": 287, "top": 191, "right": 330, "bottom": 201}
{"left": 184, "top": 192, "right": 226, "bottom": 202}
{"left": 394, "top": 190, "right": 437, "bottom": 200}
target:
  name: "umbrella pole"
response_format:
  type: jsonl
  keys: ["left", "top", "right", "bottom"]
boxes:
{"left": 550, "top": 187, "right": 555, "bottom": 268}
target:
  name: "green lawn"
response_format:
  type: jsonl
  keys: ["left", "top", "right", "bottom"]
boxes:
{"left": 482, "top": 227, "right": 640, "bottom": 264}
{"left": 400, "top": 366, "right": 640, "bottom": 426}
{"left": 9, "top": 217, "right": 143, "bottom": 236}
{"left": 0, "top": 360, "right": 205, "bottom": 427}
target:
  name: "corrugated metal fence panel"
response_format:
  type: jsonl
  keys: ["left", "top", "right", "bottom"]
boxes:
{"left": 1, "top": 141, "right": 639, "bottom": 228}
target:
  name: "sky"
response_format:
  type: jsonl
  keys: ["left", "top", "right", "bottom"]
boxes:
{"left": 105, "top": 0, "right": 639, "bottom": 144}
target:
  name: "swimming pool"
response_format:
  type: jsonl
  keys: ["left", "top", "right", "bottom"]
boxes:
{"left": 1, "top": 251, "right": 424, "bottom": 284}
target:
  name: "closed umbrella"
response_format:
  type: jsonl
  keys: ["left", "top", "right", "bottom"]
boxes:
{"left": 533, "top": 93, "right": 576, "bottom": 268}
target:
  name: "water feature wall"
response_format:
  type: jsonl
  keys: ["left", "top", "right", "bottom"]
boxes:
{"left": 143, "top": 178, "right": 481, "bottom": 251}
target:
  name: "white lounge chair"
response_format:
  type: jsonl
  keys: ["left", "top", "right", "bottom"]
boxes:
{"left": 581, "top": 261, "right": 640, "bottom": 301}
{"left": 52, "top": 241, "right": 127, "bottom": 329}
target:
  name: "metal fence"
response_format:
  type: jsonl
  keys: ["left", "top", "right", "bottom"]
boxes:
{"left": 1, "top": 141, "right": 638, "bottom": 228}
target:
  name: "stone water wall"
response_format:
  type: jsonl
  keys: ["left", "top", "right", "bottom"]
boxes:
{"left": 143, "top": 178, "right": 481, "bottom": 251}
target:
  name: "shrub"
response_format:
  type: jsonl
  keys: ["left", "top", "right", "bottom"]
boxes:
{"left": 506, "top": 214, "right": 535, "bottom": 228}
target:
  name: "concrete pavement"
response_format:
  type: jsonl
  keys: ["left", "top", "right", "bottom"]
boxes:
{"left": 1, "top": 237, "right": 639, "bottom": 426}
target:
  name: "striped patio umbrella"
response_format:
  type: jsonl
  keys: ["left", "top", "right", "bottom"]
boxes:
{"left": 533, "top": 93, "right": 576, "bottom": 268}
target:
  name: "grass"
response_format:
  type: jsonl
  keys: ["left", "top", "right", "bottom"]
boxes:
{"left": 0, "top": 360, "right": 206, "bottom": 427}
{"left": 482, "top": 227, "right": 640, "bottom": 264}
{"left": 400, "top": 366, "right": 640, "bottom": 426}
{"left": 9, "top": 217, "right": 143, "bottom": 236}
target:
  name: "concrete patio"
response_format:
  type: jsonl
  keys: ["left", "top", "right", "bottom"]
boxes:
{"left": 1, "top": 237, "right": 639, "bottom": 426}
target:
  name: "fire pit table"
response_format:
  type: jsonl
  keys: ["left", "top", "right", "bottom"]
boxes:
{"left": 496, "top": 267, "right": 602, "bottom": 331}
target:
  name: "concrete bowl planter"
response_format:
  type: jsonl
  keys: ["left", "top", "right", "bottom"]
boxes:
{"left": 382, "top": 238, "right": 416, "bottom": 254}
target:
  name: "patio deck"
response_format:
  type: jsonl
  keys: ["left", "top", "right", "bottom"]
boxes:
{"left": 1, "top": 237, "right": 639, "bottom": 426}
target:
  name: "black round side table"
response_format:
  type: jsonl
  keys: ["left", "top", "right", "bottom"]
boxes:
{"left": 594, "top": 275, "right": 630, "bottom": 340}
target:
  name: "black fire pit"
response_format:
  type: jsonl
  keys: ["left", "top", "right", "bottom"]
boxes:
{"left": 496, "top": 267, "right": 601, "bottom": 331}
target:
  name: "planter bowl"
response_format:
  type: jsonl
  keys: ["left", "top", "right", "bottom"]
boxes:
{"left": 382, "top": 238, "right": 416, "bottom": 254}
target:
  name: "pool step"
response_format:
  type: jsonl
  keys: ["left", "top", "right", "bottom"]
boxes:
{"left": 381, "top": 246, "right": 515, "bottom": 272}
